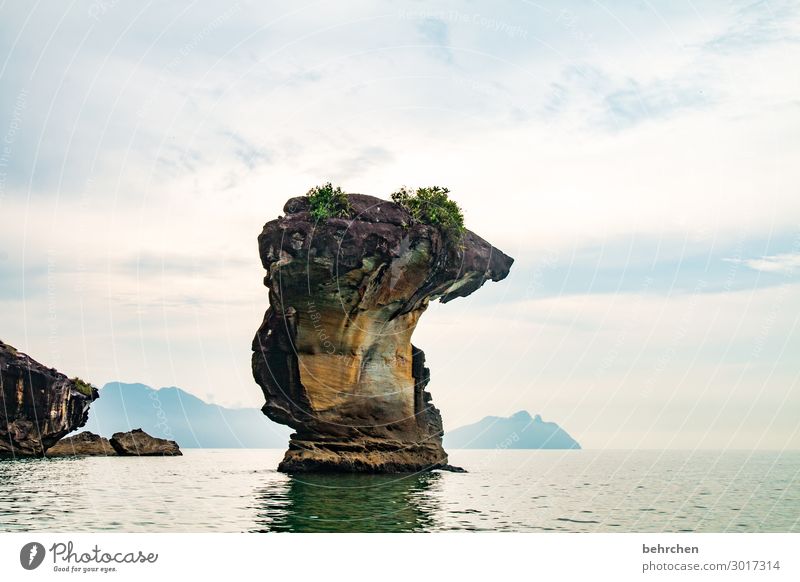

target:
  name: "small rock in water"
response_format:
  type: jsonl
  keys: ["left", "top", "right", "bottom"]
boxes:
{"left": 47, "top": 431, "right": 116, "bottom": 456}
{"left": 110, "top": 428, "right": 182, "bottom": 456}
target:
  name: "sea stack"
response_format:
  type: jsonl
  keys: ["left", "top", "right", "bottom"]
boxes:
{"left": 0, "top": 339, "right": 98, "bottom": 457}
{"left": 251, "top": 193, "right": 513, "bottom": 472}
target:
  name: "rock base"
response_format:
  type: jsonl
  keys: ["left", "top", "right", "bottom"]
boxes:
{"left": 277, "top": 436, "right": 459, "bottom": 473}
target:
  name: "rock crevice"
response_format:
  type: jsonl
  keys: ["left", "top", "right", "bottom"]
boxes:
{"left": 252, "top": 193, "right": 513, "bottom": 472}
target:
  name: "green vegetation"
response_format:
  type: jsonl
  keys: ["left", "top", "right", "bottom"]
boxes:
{"left": 71, "top": 377, "right": 95, "bottom": 397}
{"left": 306, "top": 182, "right": 353, "bottom": 221}
{"left": 391, "top": 186, "right": 466, "bottom": 242}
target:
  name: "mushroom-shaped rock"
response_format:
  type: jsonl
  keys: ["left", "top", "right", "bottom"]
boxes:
{"left": 252, "top": 193, "right": 513, "bottom": 472}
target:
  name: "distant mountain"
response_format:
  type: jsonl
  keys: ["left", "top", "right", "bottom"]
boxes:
{"left": 82, "top": 382, "right": 291, "bottom": 448}
{"left": 81, "top": 386, "right": 577, "bottom": 451}
{"left": 444, "top": 411, "right": 580, "bottom": 449}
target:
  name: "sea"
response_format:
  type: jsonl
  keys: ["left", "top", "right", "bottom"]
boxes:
{"left": 1, "top": 450, "right": 797, "bottom": 533}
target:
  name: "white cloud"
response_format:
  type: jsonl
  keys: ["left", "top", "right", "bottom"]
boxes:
{"left": 732, "top": 252, "right": 800, "bottom": 275}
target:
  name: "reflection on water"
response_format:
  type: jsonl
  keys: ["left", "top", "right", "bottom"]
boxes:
{"left": 252, "top": 472, "right": 441, "bottom": 532}
{"left": 0, "top": 450, "right": 798, "bottom": 532}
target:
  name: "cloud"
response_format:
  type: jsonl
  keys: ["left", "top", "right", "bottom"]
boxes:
{"left": 703, "top": 0, "right": 800, "bottom": 53}
{"left": 219, "top": 131, "right": 271, "bottom": 171}
{"left": 416, "top": 17, "right": 454, "bottom": 64}
{"left": 603, "top": 80, "right": 709, "bottom": 128}
{"left": 727, "top": 252, "right": 800, "bottom": 275}
{"left": 335, "top": 146, "right": 394, "bottom": 180}
{"left": 0, "top": 256, "right": 48, "bottom": 300}
{"left": 119, "top": 252, "right": 252, "bottom": 278}
{"left": 543, "top": 65, "right": 712, "bottom": 130}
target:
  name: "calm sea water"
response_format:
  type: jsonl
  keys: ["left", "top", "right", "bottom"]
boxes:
{"left": 0, "top": 450, "right": 797, "bottom": 532}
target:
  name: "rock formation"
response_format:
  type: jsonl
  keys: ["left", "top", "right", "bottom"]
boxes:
{"left": 252, "top": 193, "right": 513, "bottom": 472}
{"left": 47, "top": 431, "right": 116, "bottom": 456}
{"left": 110, "top": 428, "right": 182, "bottom": 456}
{"left": 0, "top": 339, "right": 98, "bottom": 457}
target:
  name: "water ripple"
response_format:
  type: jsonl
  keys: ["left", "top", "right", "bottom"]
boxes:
{"left": 0, "top": 450, "right": 797, "bottom": 532}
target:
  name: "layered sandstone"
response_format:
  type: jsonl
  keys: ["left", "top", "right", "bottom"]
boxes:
{"left": 0, "top": 339, "right": 98, "bottom": 457}
{"left": 252, "top": 193, "right": 513, "bottom": 473}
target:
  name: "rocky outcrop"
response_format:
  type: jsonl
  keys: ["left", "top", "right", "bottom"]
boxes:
{"left": 110, "top": 428, "right": 182, "bottom": 456}
{"left": 252, "top": 193, "right": 513, "bottom": 473}
{"left": 0, "top": 340, "right": 98, "bottom": 457}
{"left": 47, "top": 431, "right": 116, "bottom": 456}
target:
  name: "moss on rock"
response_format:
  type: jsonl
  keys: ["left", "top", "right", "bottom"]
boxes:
{"left": 71, "top": 377, "right": 95, "bottom": 397}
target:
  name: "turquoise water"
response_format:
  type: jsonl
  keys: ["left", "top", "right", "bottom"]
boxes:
{"left": 0, "top": 450, "right": 797, "bottom": 532}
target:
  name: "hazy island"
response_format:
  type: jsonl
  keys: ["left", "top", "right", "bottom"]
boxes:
{"left": 444, "top": 411, "right": 580, "bottom": 450}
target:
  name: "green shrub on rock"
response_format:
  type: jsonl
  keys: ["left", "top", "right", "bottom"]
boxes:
{"left": 71, "top": 377, "right": 95, "bottom": 397}
{"left": 391, "top": 186, "right": 466, "bottom": 242}
{"left": 306, "top": 183, "right": 353, "bottom": 221}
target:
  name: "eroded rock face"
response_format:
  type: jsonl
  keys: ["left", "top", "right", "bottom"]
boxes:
{"left": 0, "top": 340, "right": 98, "bottom": 457}
{"left": 47, "top": 431, "right": 115, "bottom": 456}
{"left": 110, "top": 428, "right": 182, "bottom": 456}
{"left": 252, "top": 194, "right": 513, "bottom": 473}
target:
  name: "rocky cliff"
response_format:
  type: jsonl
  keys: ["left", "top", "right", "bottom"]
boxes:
{"left": 0, "top": 340, "right": 98, "bottom": 457}
{"left": 252, "top": 193, "right": 513, "bottom": 472}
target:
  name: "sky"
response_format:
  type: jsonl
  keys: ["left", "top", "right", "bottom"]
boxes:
{"left": 0, "top": 0, "right": 798, "bottom": 449}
